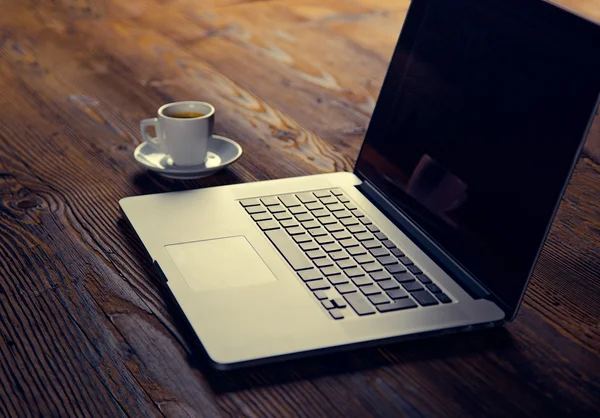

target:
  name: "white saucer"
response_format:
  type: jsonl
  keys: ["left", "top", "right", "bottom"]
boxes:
{"left": 133, "top": 135, "right": 242, "bottom": 179}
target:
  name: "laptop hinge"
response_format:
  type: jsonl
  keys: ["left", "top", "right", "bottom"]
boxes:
{"left": 357, "top": 180, "right": 492, "bottom": 300}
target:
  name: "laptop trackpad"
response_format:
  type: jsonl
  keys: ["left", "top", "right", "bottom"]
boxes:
{"left": 164, "top": 236, "right": 277, "bottom": 292}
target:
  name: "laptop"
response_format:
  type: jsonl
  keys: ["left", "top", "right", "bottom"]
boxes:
{"left": 120, "top": 0, "right": 600, "bottom": 369}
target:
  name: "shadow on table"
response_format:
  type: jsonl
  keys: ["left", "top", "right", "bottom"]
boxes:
{"left": 117, "top": 218, "right": 516, "bottom": 395}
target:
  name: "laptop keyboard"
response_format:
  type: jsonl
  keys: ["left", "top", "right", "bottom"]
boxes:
{"left": 240, "top": 189, "right": 452, "bottom": 320}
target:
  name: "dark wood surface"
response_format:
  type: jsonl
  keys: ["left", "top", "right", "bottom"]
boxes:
{"left": 0, "top": 0, "right": 599, "bottom": 416}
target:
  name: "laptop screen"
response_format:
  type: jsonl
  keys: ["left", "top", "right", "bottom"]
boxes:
{"left": 355, "top": 0, "right": 600, "bottom": 313}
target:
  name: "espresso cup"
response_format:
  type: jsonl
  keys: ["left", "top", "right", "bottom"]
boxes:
{"left": 140, "top": 101, "right": 215, "bottom": 166}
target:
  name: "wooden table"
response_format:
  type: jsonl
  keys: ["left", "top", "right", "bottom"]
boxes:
{"left": 1, "top": 0, "right": 599, "bottom": 416}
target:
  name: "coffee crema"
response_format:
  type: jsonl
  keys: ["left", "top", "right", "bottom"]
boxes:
{"left": 169, "top": 112, "right": 206, "bottom": 119}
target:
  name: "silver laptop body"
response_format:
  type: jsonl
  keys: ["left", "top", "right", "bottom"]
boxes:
{"left": 120, "top": 0, "right": 600, "bottom": 369}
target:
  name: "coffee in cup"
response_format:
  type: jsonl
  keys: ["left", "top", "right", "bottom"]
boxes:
{"left": 140, "top": 101, "right": 215, "bottom": 166}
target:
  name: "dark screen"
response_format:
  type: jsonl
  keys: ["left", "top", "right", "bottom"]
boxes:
{"left": 355, "top": 0, "right": 600, "bottom": 313}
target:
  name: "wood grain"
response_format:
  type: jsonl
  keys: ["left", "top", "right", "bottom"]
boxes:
{"left": 0, "top": 0, "right": 599, "bottom": 417}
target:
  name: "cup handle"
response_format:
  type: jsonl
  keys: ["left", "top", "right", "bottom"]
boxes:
{"left": 140, "top": 118, "right": 164, "bottom": 150}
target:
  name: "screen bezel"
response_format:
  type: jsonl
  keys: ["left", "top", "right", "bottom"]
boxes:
{"left": 354, "top": 0, "right": 600, "bottom": 319}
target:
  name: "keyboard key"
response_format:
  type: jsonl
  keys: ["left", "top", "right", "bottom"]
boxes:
{"left": 332, "top": 230, "right": 351, "bottom": 240}
{"left": 330, "top": 188, "right": 344, "bottom": 196}
{"left": 321, "top": 266, "right": 342, "bottom": 276}
{"left": 313, "top": 290, "right": 328, "bottom": 300}
{"left": 367, "top": 224, "right": 380, "bottom": 233}
{"left": 347, "top": 246, "right": 367, "bottom": 256}
{"left": 268, "top": 204, "right": 286, "bottom": 213}
{"left": 330, "top": 251, "right": 349, "bottom": 261}
{"left": 312, "top": 209, "right": 329, "bottom": 217}
{"left": 323, "top": 242, "right": 342, "bottom": 253}
{"left": 336, "top": 283, "right": 357, "bottom": 294}
{"left": 363, "top": 240, "right": 381, "bottom": 250}
{"left": 376, "top": 298, "right": 418, "bottom": 312}
{"left": 246, "top": 206, "right": 266, "bottom": 214}
{"left": 314, "top": 257, "right": 334, "bottom": 268}
{"left": 274, "top": 212, "right": 292, "bottom": 221}
{"left": 393, "top": 272, "right": 415, "bottom": 283}
{"left": 348, "top": 224, "right": 367, "bottom": 234}
{"left": 293, "top": 234, "right": 312, "bottom": 244}
{"left": 351, "top": 276, "right": 372, "bottom": 286}
{"left": 264, "top": 230, "right": 313, "bottom": 271}
{"left": 338, "top": 196, "right": 350, "bottom": 203}
{"left": 339, "top": 238, "right": 360, "bottom": 248}
{"left": 399, "top": 256, "right": 414, "bottom": 265}
{"left": 296, "top": 192, "right": 317, "bottom": 203}
{"left": 319, "top": 216, "right": 337, "bottom": 225}
{"left": 240, "top": 198, "right": 261, "bottom": 207}
{"left": 355, "top": 254, "right": 375, "bottom": 264}
{"left": 309, "top": 227, "right": 328, "bottom": 237}
{"left": 320, "top": 196, "right": 338, "bottom": 205}
{"left": 369, "top": 247, "right": 388, "bottom": 257}
{"left": 378, "top": 256, "right": 397, "bottom": 265}
{"left": 298, "top": 269, "right": 322, "bottom": 282}
{"left": 386, "top": 264, "right": 407, "bottom": 274}
{"left": 344, "top": 293, "right": 376, "bottom": 316}
{"left": 325, "top": 223, "right": 344, "bottom": 233}
{"left": 306, "top": 249, "right": 326, "bottom": 259}
{"left": 333, "top": 210, "right": 352, "bottom": 219}
{"left": 344, "top": 202, "right": 357, "bottom": 210}
{"left": 327, "top": 203, "right": 345, "bottom": 212}
{"left": 300, "top": 241, "right": 319, "bottom": 251}
{"left": 408, "top": 265, "right": 422, "bottom": 274}
{"left": 374, "top": 232, "right": 388, "bottom": 241}
{"left": 322, "top": 300, "right": 335, "bottom": 310}
{"left": 354, "top": 232, "right": 373, "bottom": 241}
{"left": 258, "top": 220, "right": 280, "bottom": 231}
{"left": 360, "top": 217, "right": 373, "bottom": 225}
{"left": 252, "top": 213, "right": 272, "bottom": 222}
{"left": 329, "top": 274, "right": 349, "bottom": 285}
{"left": 416, "top": 274, "right": 432, "bottom": 284}
{"left": 296, "top": 213, "right": 315, "bottom": 222}
{"left": 260, "top": 197, "right": 279, "bottom": 206}
{"left": 344, "top": 267, "right": 364, "bottom": 278}
{"left": 290, "top": 206, "right": 308, "bottom": 215}
{"left": 368, "top": 294, "right": 390, "bottom": 305}
{"left": 370, "top": 270, "right": 390, "bottom": 281}
{"left": 402, "top": 281, "right": 424, "bottom": 292}
{"left": 316, "top": 235, "right": 335, "bottom": 245}
{"left": 332, "top": 297, "right": 347, "bottom": 308}
{"left": 351, "top": 209, "right": 365, "bottom": 218}
{"left": 341, "top": 217, "right": 359, "bottom": 226}
{"left": 307, "top": 279, "right": 331, "bottom": 291}
{"left": 412, "top": 290, "right": 439, "bottom": 306}
{"left": 381, "top": 240, "right": 396, "bottom": 249}
{"left": 281, "top": 219, "right": 299, "bottom": 228}
{"left": 391, "top": 248, "right": 404, "bottom": 258}
{"left": 387, "top": 288, "right": 408, "bottom": 299}
{"left": 360, "top": 284, "right": 382, "bottom": 296}
{"left": 362, "top": 262, "right": 383, "bottom": 273}
{"left": 378, "top": 279, "right": 400, "bottom": 291}
{"left": 306, "top": 202, "right": 324, "bottom": 211}
{"left": 337, "top": 259, "right": 357, "bottom": 269}
{"left": 426, "top": 283, "right": 442, "bottom": 293}
{"left": 279, "top": 195, "right": 301, "bottom": 207}
{"left": 302, "top": 220, "right": 320, "bottom": 229}
{"left": 314, "top": 190, "right": 331, "bottom": 198}
{"left": 287, "top": 226, "right": 304, "bottom": 235}
{"left": 436, "top": 293, "right": 452, "bottom": 304}
{"left": 329, "top": 309, "right": 344, "bottom": 320}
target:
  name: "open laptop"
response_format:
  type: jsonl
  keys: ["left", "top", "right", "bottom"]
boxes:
{"left": 121, "top": 0, "right": 600, "bottom": 369}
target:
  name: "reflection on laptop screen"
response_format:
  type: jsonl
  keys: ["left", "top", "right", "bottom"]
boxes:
{"left": 355, "top": 0, "right": 600, "bottom": 310}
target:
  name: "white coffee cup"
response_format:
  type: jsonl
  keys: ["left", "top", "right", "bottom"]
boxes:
{"left": 140, "top": 101, "right": 215, "bottom": 166}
